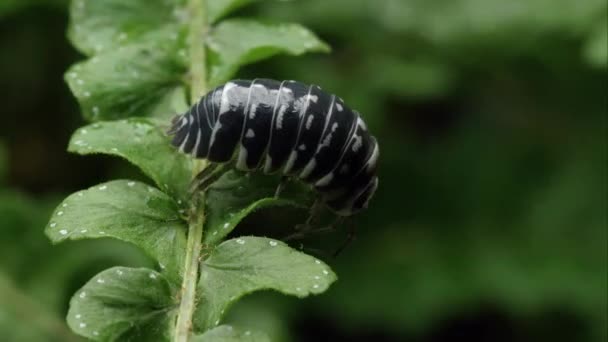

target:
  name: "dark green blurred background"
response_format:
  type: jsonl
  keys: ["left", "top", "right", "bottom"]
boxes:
{"left": 1, "top": 0, "right": 606, "bottom": 341}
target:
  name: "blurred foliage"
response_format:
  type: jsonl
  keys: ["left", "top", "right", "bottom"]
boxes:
{"left": 0, "top": 0, "right": 606, "bottom": 341}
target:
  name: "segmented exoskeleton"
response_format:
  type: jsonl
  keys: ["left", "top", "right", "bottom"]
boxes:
{"left": 169, "top": 79, "right": 379, "bottom": 216}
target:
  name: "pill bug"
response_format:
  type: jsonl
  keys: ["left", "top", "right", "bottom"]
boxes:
{"left": 169, "top": 79, "right": 379, "bottom": 216}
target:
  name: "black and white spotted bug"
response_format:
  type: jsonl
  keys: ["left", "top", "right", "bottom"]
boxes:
{"left": 169, "top": 79, "right": 379, "bottom": 216}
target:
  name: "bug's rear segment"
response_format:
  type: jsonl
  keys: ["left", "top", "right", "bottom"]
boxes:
{"left": 168, "top": 79, "right": 379, "bottom": 216}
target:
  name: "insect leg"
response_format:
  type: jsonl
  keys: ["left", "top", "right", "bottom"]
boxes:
{"left": 332, "top": 217, "right": 355, "bottom": 257}
{"left": 274, "top": 175, "right": 289, "bottom": 198}
{"left": 190, "top": 161, "right": 235, "bottom": 194}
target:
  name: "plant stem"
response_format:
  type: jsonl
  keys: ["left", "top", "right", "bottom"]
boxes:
{"left": 174, "top": 0, "right": 208, "bottom": 341}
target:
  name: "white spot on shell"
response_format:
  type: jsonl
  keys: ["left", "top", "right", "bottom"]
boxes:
{"left": 80, "top": 229, "right": 87, "bottom": 233}
{"left": 313, "top": 284, "right": 320, "bottom": 289}
{"left": 149, "top": 273, "right": 157, "bottom": 279}
{"left": 236, "top": 239, "right": 245, "bottom": 245}
{"left": 75, "top": 314, "right": 81, "bottom": 319}
{"left": 62, "top": 203, "right": 68, "bottom": 207}
{"left": 223, "top": 223, "right": 230, "bottom": 229}
{"left": 93, "top": 331, "right": 99, "bottom": 336}
{"left": 269, "top": 240, "right": 278, "bottom": 246}
{"left": 83, "top": 91, "right": 91, "bottom": 98}
{"left": 314, "top": 276, "right": 321, "bottom": 280}
{"left": 79, "top": 323, "right": 87, "bottom": 328}
{"left": 275, "top": 105, "right": 287, "bottom": 130}
{"left": 315, "top": 172, "right": 334, "bottom": 187}
{"left": 97, "top": 278, "right": 105, "bottom": 284}
{"left": 98, "top": 185, "right": 107, "bottom": 191}
{"left": 59, "top": 229, "right": 68, "bottom": 235}
{"left": 50, "top": 222, "right": 56, "bottom": 228}
{"left": 315, "top": 260, "right": 321, "bottom": 264}
{"left": 305, "top": 115, "right": 314, "bottom": 129}
{"left": 352, "top": 135, "right": 363, "bottom": 152}
{"left": 79, "top": 291, "right": 86, "bottom": 299}
{"left": 116, "top": 269, "right": 123, "bottom": 275}
{"left": 76, "top": 79, "right": 84, "bottom": 85}
{"left": 245, "top": 331, "right": 251, "bottom": 336}
{"left": 127, "top": 181, "right": 135, "bottom": 187}
{"left": 57, "top": 211, "right": 64, "bottom": 216}
{"left": 323, "top": 270, "right": 329, "bottom": 275}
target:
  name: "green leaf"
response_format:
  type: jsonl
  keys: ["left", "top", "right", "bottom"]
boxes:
{"left": 208, "top": 0, "right": 255, "bottom": 23}
{"left": 65, "top": 33, "right": 188, "bottom": 122}
{"left": 68, "top": 0, "right": 185, "bottom": 56}
{"left": 0, "top": 141, "right": 6, "bottom": 184}
{"left": 193, "top": 325, "right": 270, "bottom": 342}
{"left": 584, "top": 20, "right": 608, "bottom": 68}
{"left": 207, "top": 19, "right": 330, "bottom": 86}
{"left": 67, "top": 267, "right": 175, "bottom": 341}
{"left": 45, "top": 180, "right": 187, "bottom": 284}
{"left": 68, "top": 119, "right": 193, "bottom": 201}
{"left": 194, "top": 237, "right": 337, "bottom": 331}
{"left": 204, "top": 170, "right": 312, "bottom": 246}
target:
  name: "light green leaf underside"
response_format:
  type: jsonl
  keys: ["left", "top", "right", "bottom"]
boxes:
{"left": 204, "top": 170, "right": 312, "bottom": 246}
{"left": 65, "top": 32, "right": 188, "bottom": 122}
{"left": 194, "top": 237, "right": 337, "bottom": 331}
{"left": 45, "top": 180, "right": 187, "bottom": 284}
{"left": 208, "top": 0, "right": 256, "bottom": 23}
{"left": 584, "top": 19, "right": 607, "bottom": 68}
{"left": 193, "top": 325, "right": 270, "bottom": 342}
{"left": 68, "top": 119, "right": 193, "bottom": 201}
{"left": 67, "top": 267, "right": 175, "bottom": 341}
{"left": 68, "top": 0, "right": 186, "bottom": 56}
{"left": 207, "top": 19, "right": 330, "bottom": 86}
